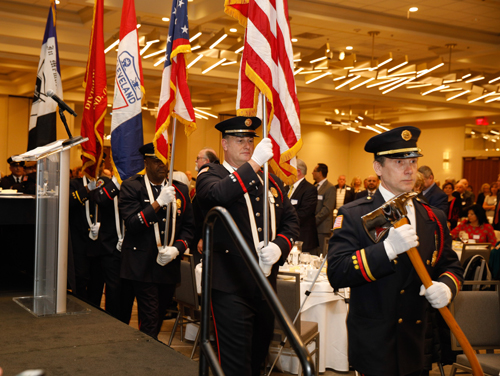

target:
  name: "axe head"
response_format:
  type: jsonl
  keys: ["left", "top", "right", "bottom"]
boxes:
{"left": 361, "top": 191, "right": 418, "bottom": 243}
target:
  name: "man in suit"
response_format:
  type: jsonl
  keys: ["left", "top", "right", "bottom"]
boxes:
{"left": 196, "top": 116, "right": 299, "bottom": 376}
{"left": 335, "top": 174, "right": 355, "bottom": 208}
{"left": 418, "top": 165, "right": 448, "bottom": 213}
{"left": 458, "top": 178, "right": 475, "bottom": 204}
{"left": 327, "top": 126, "right": 463, "bottom": 376}
{"left": 455, "top": 181, "right": 474, "bottom": 217}
{"left": 313, "top": 163, "right": 336, "bottom": 254}
{"left": 119, "top": 143, "right": 195, "bottom": 339}
{"left": 355, "top": 175, "right": 379, "bottom": 200}
{"left": 288, "top": 159, "right": 319, "bottom": 254}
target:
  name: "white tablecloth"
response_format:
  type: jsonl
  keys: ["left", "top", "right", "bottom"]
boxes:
{"left": 272, "top": 277, "right": 349, "bottom": 373}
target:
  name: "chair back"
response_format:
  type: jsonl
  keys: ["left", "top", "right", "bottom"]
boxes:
{"left": 275, "top": 272, "right": 301, "bottom": 334}
{"left": 450, "top": 281, "right": 500, "bottom": 351}
{"left": 460, "top": 243, "right": 492, "bottom": 265}
{"left": 174, "top": 254, "right": 199, "bottom": 310}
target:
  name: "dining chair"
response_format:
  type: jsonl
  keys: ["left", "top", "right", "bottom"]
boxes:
{"left": 167, "top": 254, "right": 201, "bottom": 359}
{"left": 269, "top": 271, "right": 320, "bottom": 376}
{"left": 460, "top": 242, "right": 492, "bottom": 265}
{"left": 449, "top": 281, "right": 500, "bottom": 376}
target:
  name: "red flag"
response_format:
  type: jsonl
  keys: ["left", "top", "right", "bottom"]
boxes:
{"left": 154, "top": 0, "right": 196, "bottom": 164}
{"left": 81, "top": 0, "right": 107, "bottom": 179}
{"left": 225, "top": 0, "right": 302, "bottom": 185}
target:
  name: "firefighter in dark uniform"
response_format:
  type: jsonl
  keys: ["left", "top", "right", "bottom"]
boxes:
{"left": 69, "top": 172, "right": 104, "bottom": 304}
{"left": 119, "top": 143, "right": 195, "bottom": 339}
{"left": 91, "top": 171, "right": 122, "bottom": 319}
{"left": 196, "top": 116, "right": 300, "bottom": 376}
{"left": 1, "top": 157, "right": 33, "bottom": 193}
{"left": 327, "top": 126, "right": 464, "bottom": 376}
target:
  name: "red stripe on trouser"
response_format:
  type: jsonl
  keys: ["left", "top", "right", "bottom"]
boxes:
{"left": 210, "top": 301, "right": 221, "bottom": 364}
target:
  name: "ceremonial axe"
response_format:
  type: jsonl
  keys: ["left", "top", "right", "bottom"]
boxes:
{"left": 362, "top": 192, "right": 483, "bottom": 376}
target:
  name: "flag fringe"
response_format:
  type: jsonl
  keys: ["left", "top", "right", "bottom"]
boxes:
{"left": 224, "top": 0, "right": 249, "bottom": 28}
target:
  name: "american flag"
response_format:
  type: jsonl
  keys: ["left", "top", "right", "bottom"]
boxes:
{"left": 154, "top": 0, "right": 196, "bottom": 164}
{"left": 81, "top": 0, "right": 107, "bottom": 180}
{"left": 225, "top": 0, "right": 302, "bottom": 185}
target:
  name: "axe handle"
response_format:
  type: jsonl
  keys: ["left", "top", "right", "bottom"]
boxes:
{"left": 394, "top": 219, "right": 484, "bottom": 376}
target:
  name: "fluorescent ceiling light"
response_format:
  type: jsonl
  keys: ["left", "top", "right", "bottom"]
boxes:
{"left": 187, "top": 54, "right": 204, "bottom": 69}
{"left": 194, "top": 108, "right": 218, "bottom": 118}
{"left": 202, "top": 58, "right": 227, "bottom": 74}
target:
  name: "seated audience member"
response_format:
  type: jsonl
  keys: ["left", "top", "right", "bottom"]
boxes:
{"left": 483, "top": 182, "right": 498, "bottom": 224}
{"left": 355, "top": 175, "right": 378, "bottom": 199}
{"left": 459, "top": 178, "right": 475, "bottom": 204}
{"left": 419, "top": 165, "right": 448, "bottom": 213}
{"left": 350, "top": 176, "right": 363, "bottom": 195}
{"left": 450, "top": 204, "right": 497, "bottom": 246}
{"left": 476, "top": 183, "right": 490, "bottom": 208}
{"left": 443, "top": 182, "right": 460, "bottom": 230}
{"left": 1, "top": 157, "right": 29, "bottom": 193}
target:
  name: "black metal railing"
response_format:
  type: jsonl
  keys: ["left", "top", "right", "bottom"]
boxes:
{"left": 198, "top": 206, "right": 314, "bottom": 376}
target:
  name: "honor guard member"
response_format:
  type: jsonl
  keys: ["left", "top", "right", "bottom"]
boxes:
{"left": 90, "top": 163, "right": 123, "bottom": 319}
{"left": 1, "top": 157, "right": 29, "bottom": 192}
{"left": 327, "top": 126, "right": 463, "bottom": 376}
{"left": 69, "top": 169, "right": 104, "bottom": 304}
{"left": 119, "top": 143, "right": 195, "bottom": 339}
{"left": 196, "top": 116, "right": 299, "bottom": 376}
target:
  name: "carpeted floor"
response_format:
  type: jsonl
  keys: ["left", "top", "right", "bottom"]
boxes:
{"left": 0, "top": 292, "right": 198, "bottom": 376}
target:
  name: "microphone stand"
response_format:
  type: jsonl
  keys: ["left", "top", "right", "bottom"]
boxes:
{"left": 59, "top": 107, "right": 85, "bottom": 147}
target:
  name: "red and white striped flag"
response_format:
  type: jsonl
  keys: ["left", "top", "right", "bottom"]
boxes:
{"left": 225, "top": 0, "right": 302, "bottom": 185}
{"left": 153, "top": 0, "right": 196, "bottom": 164}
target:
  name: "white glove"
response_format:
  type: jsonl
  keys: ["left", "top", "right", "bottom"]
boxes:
{"left": 156, "top": 186, "right": 175, "bottom": 207}
{"left": 87, "top": 179, "right": 97, "bottom": 191}
{"left": 420, "top": 281, "right": 452, "bottom": 309}
{"left": 112, "top": 176, "right": 121, "bottom": 189}
{"left": 156, "top": 246, "right": 179, "bottom": 266}
{"left": 258, "top": 241, "right": 281, "bottom": 277}
{"left": 89, "top": 222, "right": 101, "bottom": 240}
{"left": 383, "top": 224, "right": 419, "bottom": 260}
{"left": 251, "top": 138, "right": 273, "bottom": 167}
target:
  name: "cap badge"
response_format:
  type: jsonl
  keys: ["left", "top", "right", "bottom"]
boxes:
{"left": 271, "top": 187, "right": 278, "bottom": 198}
{"left": 176, "top": 198, "right": 182, "bottom": 209}
{"left": 401, "top": 130, "right": 412, "bottom": 141}
{"left": 245, "top": 118, "right": 252, "bottom": 127}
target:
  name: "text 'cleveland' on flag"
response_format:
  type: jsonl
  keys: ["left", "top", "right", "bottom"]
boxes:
{"left": 81, "top": 0, "right": 107, "bottom": 180}
{"left": 28, "top": 0, "right": 62, "bottom": 151}
{"left": 110, "top": 0, "right": 144, "bottom": 183}
{"left": 225, "top": 0, "right": 302, "bottom": 185}
{"left": 154, "top": 0, "right": 196, "bottom": 164}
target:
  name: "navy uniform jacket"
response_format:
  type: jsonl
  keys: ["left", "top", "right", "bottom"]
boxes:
{"left": 119, "top": 175, "right": 195, "bottom": 284}
{"left": 327, "top": 190, "right": 463, "bottom": 376}
{"left": 289, "top": 178, "right": 319, "bottom": 252}
{"left": 1, "top": 174, "right": 35, "bottom": 193}
{"left": 92, "top": 176, "right": 120, "bottom": 255}
{"left": 69, "top": 178, "right": 98, "bottom": 256}
{"left": 196, "top": 162, "right": 299, "bottom": 296}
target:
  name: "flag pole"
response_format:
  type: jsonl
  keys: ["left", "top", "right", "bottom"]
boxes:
{"left": 262, "top": 93, "right": 269, "bottom": 246}
{"left": 164, "top": 117, "right": 178, "bottom": 246}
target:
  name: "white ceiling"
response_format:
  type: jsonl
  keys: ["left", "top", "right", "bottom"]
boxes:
{"left": 1, "top": 0, "right": 500, "bottom": 129}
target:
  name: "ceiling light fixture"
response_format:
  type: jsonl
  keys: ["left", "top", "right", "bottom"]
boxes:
{"left": 194, "top": 108, "right": 218, "bottom": 118}
{"left": 187, "top": 54, "right": 204, "bottom": 69}
{"left": 162, "top": 17, "right": 170, "bottom": 22}
{"left": 202, "top": 58, "right": 227, "bottom": 74}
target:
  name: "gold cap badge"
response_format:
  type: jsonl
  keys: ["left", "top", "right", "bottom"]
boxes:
{"left": 401, "top": 130, "right": 412, "bottom": 141}
{"left": 271, "top": 187, "right": 278, "bottom": 198}
{"left": 245, "top": 118, "right": 252, "bottom": 127}
{"left": 176, "top": 198, "right": 182, "bottom": 208}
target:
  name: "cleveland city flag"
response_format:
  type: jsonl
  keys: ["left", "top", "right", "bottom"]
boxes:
{"left": 225, "top": 0, "right": 302, "bottom": 185}
{"left": 28, "top": 0, "right": 62, "bottom": 151}
{"left": 153, "top": 0, "right": 196, "bottom": 164}
{"left": 81, "top": 0, "right": 107, "bottom": 180}
{"left": 110, "top": 0, "right": 144, "bottom": 183}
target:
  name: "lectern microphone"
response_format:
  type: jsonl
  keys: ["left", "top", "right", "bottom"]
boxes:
{"left": 46, "top": 90, "right": 78, "bottom": 117}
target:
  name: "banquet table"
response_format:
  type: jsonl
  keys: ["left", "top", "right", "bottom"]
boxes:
{"left": 272, "top": 273, "right": 349, "bottom": 374}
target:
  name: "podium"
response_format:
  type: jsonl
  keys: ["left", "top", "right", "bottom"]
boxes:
{"left": 13, "top": 137, "right": 89, "bottom": 316}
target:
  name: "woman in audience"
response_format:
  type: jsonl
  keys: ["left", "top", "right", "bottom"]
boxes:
{"left": 443, "top": 182, "right": 460, "bottom": 230}
{"left": 483, "top": 182, "right": 498, "bottom": 223}
{"left": 476, "top": 182, "right": 491, "bottom": 208}
{"left": 450, "top": 204, "right": 497, "bottom": 246}
{"left": 350, "top": 176, "right": 363, "bottom": 195}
